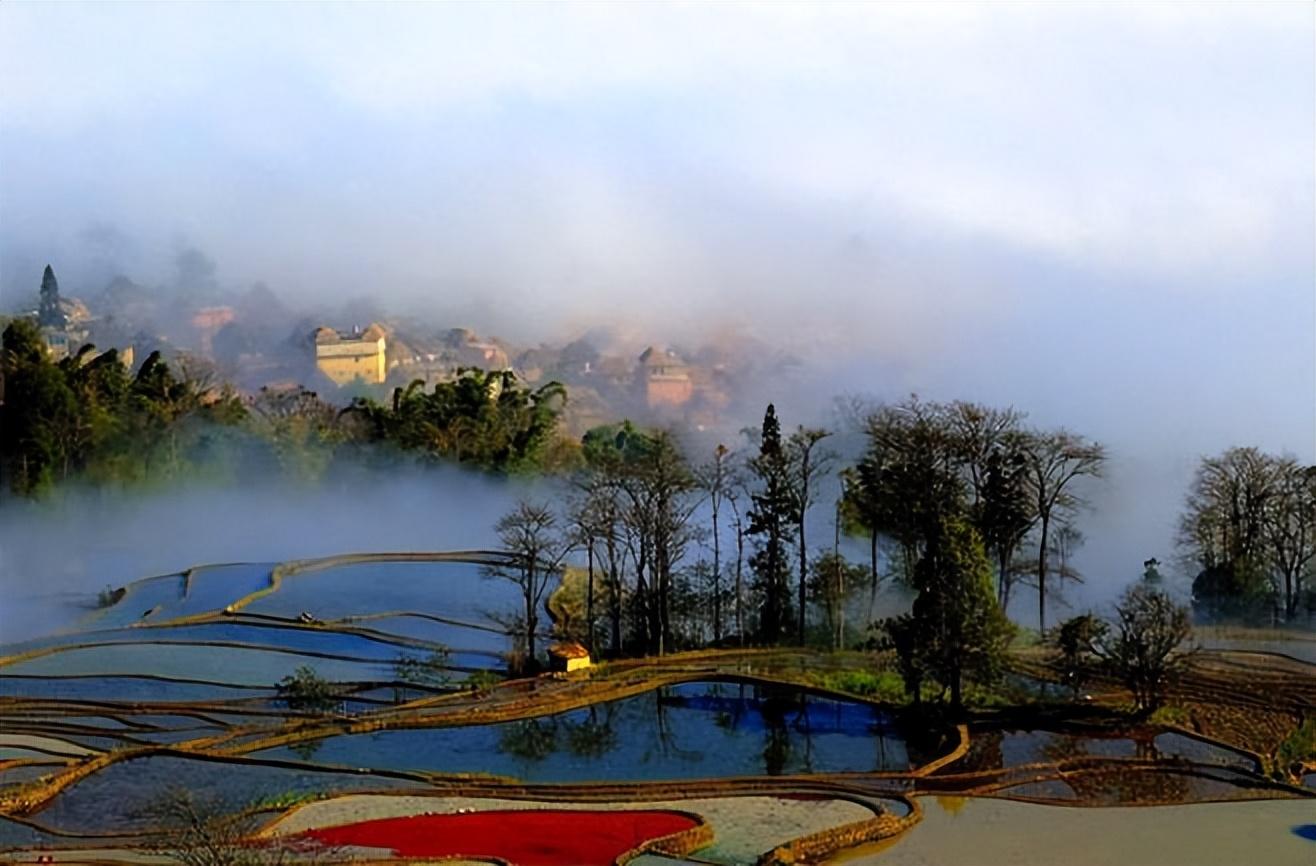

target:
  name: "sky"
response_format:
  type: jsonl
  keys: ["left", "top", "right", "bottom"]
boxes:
{"left": 1, "top": 2, "right": 1313, "bottom": 603}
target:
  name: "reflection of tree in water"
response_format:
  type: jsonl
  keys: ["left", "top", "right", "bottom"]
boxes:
{"left": 953, "top": 728, "right": 1005, "bottom": 773}
{"left": 498, "top": 718, "right": 559, "bottom": 762}
{"left": 713, "top": 682, "right": 747, "bottom": 732}
{"left": 1066, "top": 766, "right": 1192, "bottom": 805}
{"left": 651, "top": 688, "right": 703, "bottom": 764}
{"left": 563, "top": 704, "right": 617, "bottom": 759}
{"left": 288, "top": 737, "right": 324, "bottom": 763}
{"left": 759, "top": 684, "right": 808, "bottom": 776}
{"left": 1039, "top": 731, "right": 1093, "bottom": 764}
{"left": 1132, "top": 733, "right": 1162, "bottom": 762}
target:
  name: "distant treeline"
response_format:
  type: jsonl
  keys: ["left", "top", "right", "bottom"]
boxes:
{"left": 0, "top": 319, "right": 575, "bottom": 497}
{"left": 3, "top": 318, "right": 1310, "bottom": 645}
{"left": 1178, "top": 447, "right": 1316, "bottom": 622}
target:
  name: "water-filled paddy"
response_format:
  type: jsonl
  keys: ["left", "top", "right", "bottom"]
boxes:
{"left": 245, "top": 560, "right": 519, "bottom": 625}
{"left": 1063, "top": 765, "right": 1281, "bottom": 805}
{"left": 258, "top": 681, "right": 908, "bottom": 780}
{"left": 950, "top": 729, "right": 1257, "bottom": 775}
{"left": 165, "top": 563, "right": 276, "bottom": 618}
{"left": 0, "top": 674, "right": 272, "bottom": 703}
{"left": 79, "top": 575, "right": 185, "bottom": 631}
{"left": 1197, "top": 639, "right": 1316, "bottom": 665}
{"left": 0, "top": 643, "right": 401, "bottom": 685}
{"left": 5, "top": 621, "right": 466, "bottom": 661}
{"left": 0, "top": 816, "right": 63, "bottom": 850}
{"left": 35, "top": 755, "right": 428, "bottom": 834}
{"left": 329, "top": 613, "right": 513, "bottom": 652}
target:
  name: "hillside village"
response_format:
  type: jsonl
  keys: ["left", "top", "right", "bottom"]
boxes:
{"left": 2, "top": 264, "right": 790, "bottom": 435}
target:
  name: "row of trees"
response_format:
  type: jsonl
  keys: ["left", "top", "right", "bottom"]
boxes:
{"left": 488, "top": 397, "right": 1112, "bottom": 711}
{"left": 1178, "top": 446, "right": 1316, "bottom": 622}
{"left": 841, "top": 398, "right": 1107, "bottom": 634}
{"left": 0, "top": 319, "right": 573, "bottom": 497}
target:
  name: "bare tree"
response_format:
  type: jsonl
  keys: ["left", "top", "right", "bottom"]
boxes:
{"left": 727, "top": 482, "right": 748, "bottom": 645}
{"left": 1022, "top": 430, "right": 1106, "bottom": 633}
{"left": 1092, "top": 584, "right": 1194, "bottom": 712}
{"left": 946, "top": 401, "right": 1027, "bottom": 507}
{"left": 567, "top": 476, "right": 625, "bottom": 655}
{"left": 141, "top": 788, "right": 333, "bottom": 866}
{"left": 1178, "top": 446, "right": 1278, "bottom": 572}
{"left": 1181, "top": 449, "right": 1316, "bottom": 620}
{"left": 788, "top": 426, "right": 835, "bottom": 644}
{"left": 618, "top": 430, "right": 700, "bottom": 655}
{"left": 696, "top": 443, "right": 739, "bottom": 643}
{"left": 489, "top": 500, "right": 571, "bottom": 666}
{"left": 1266, "top": 459, "right": 1316, "bottom": 619}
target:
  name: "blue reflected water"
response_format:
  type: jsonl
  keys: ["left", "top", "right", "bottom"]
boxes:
{"left": 258, "top": 681, "right": 908, "bottom": 781}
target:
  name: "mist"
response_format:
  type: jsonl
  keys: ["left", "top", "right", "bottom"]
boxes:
{"left": 0, "top": 466, "right": 550, "bottom": 643}
{"left": 1, "top": 4, "right": 1312, "bottom": 628}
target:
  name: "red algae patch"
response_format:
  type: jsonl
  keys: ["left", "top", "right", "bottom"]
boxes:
{"left": 301, "top": 809, "right": 699, "bottom": 866}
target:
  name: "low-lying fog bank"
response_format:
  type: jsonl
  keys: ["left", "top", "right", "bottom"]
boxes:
{"left": 0, "top": 466, "right": 540, "bottom": 642}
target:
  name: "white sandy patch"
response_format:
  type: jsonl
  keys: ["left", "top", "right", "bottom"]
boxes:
{"left": 265, "top": 792, "right": 877, "bottom": 861}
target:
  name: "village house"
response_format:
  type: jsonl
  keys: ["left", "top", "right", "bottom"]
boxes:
{"left": 547, "top": 641, "right": 593, "bottom": 674}
{"left": 638, "top": 345, "right": 694, "bottom": 409}
{"left": 313, "top": 323, "right": 388, "bottom": 385}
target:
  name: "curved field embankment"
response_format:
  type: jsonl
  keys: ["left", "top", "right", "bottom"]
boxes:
{"left": 6, "top": 548, "right": 1315, "bottom": 864}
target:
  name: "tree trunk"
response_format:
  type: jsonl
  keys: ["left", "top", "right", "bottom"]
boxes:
{"left": 712, "top": 499, "right": 722, "bottom": 643}
{"left": 1037, "top": 512, "right": 1050, "bottom": 635}
{"left": 868, "top": 527, "right": 879, "bottom": 622}
{"left": 735, "top": 525, "right": 745, "bottom": 646}
{"left": 1000, "top": 548, "right": 1013, "bottom": 611}
{"left": 586, "top": 541, "right": 595, "bottom": 653}
{"left": 834, "top": 499, "right": 844, "bottom": 650}
{"left": 525, "top": 560, "right": 538, "bottom": 664}
{"left": 798, "top": 515, "right": 808, "bottom": 645}
{"left": 607, "top": 533, "right": 622, "bottom": 658}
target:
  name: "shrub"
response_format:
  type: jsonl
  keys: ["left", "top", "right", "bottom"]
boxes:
{"left": 276, "top": 666, "right": 340, "bottom": 714}
{"left": 463, "top": 669, "right": 503, "bottom": 692}
{"left": 1277, "top": 718, "right": 1316, "bottom": 773}
{"left": 819, "top": 669, "right": 907, "bottom": 704}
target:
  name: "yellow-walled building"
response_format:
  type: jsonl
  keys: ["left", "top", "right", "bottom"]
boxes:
{"left": 314, "top": 323, "right": 387, "bottom": 385}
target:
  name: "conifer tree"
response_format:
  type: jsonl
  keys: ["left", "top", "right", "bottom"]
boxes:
{"left": 39, "top": 265, "right": 66, "bottom": 328}
{"left": 747, "top": 404, "right": 798, "bottom": 643}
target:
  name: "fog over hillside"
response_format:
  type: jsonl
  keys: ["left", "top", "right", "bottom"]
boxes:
{"left": 1, "top": 3, "right": 1312, "bottom": 631}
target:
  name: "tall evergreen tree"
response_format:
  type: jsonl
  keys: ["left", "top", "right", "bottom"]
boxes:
{"left": 747, "top": 404, "right": 797, "bottom": 643}
{"left": 38, "top": 265, "right": 66, "bottom": 328}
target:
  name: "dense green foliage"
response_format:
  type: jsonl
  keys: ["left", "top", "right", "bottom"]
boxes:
{"left": 880, "top": 516, "right": 1015, "bottom": 708}
{"left": 0, "top": 322, "right": 571, "bottom": 497}
{"left": 276, "top": 665, "right": 341, "bottom": 714}
{"left": 1054, "top": 613, "right": 1106, "bottom": 699}
{"left": 346, "top": 370, "right": 568, "bottom": 473}
{"left": 1276, "top": 717, "right": 1316, "bottom": 773}
{"left": 1, "top": 319, "right": 248, "bottom": 496}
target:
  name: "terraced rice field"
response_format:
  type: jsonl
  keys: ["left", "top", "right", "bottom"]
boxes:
{"left": 2, "top": 552, "right": 1313, "bottom": 865}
